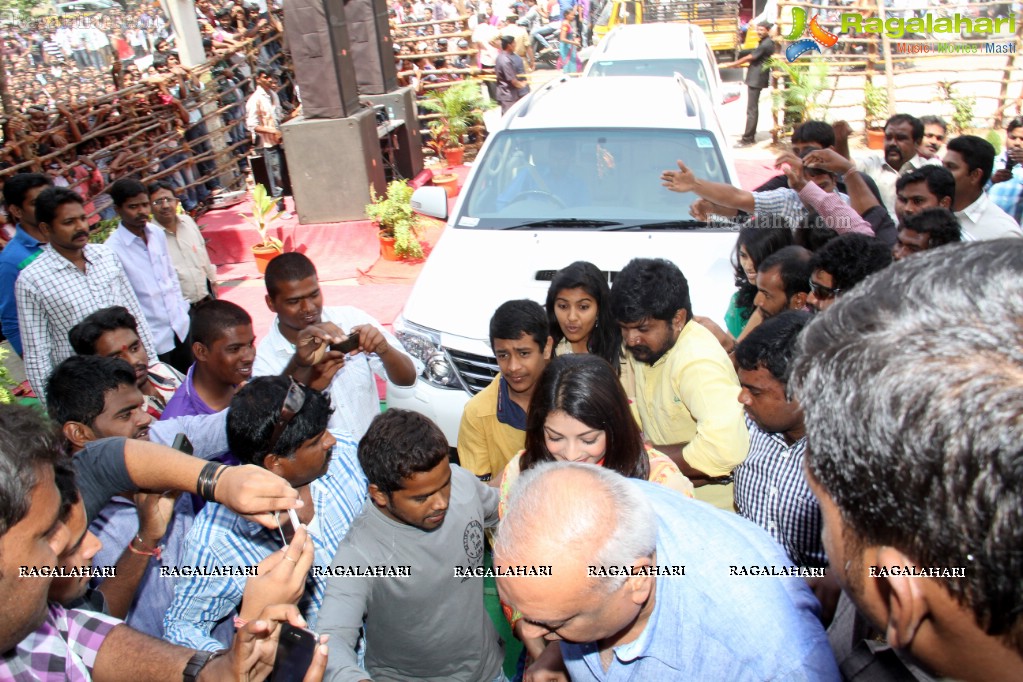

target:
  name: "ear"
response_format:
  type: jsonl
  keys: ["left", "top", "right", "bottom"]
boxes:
{"left": 264, "top": 293, "right": 276, "bottom": 313}
{"left": 789, "top": 292, "right": 808, "bottom": 311}
{"left": 192, "top": 341, "right": 208, "bottom": 361}
{"left": 262, "top": 452, "right": 282, "bottom": 471}
{"left": 625, "top": 554, "right": 656, "bottom": 607}
{"left": 970, "top": 167, "right": 985, "bottom": 187}
{"left": 673, "top": 308, "right": 689, "bottom": 330}
{"left": 542, "top": 335, "right": 554, "bottom": 360}
{"left": 876, "top": 546, "right": 929, "bottom": 650}
{"left": 63, "top": 421, "right": 94, "bottom": 451}
{"left": 939, "top": 196, "right": 952, "bottom": 210}
{"left": 368, "top": 483, "right": 390, "bottom": 509}
{"left": 8, "top": 203, "right": 23, "bottom": 223}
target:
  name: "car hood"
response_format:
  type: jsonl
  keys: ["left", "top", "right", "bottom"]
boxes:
{"left": 401, "top": 227, "right": 737, "bottom": 350}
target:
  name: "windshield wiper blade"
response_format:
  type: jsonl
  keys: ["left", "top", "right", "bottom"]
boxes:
{"left": 505, "top": 219, "right": 623, "bottom": 230}
{"left": 600, "top": 220, "right": 709, "bottom": 231}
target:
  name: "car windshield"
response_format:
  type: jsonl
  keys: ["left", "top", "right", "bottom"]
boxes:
{"left": 587, "top": 59, "right": 711, "bottom": 98}
{"left": 460, "top": 128, "right": 729, "bottom": 229}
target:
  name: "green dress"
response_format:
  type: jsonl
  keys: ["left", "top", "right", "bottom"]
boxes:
{"left": 724, "top": 290, "right": 752, "bottom": 339}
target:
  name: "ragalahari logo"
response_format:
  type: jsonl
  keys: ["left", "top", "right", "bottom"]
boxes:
{"left": 784, "top": 7, "right": 840, "bottom": 62}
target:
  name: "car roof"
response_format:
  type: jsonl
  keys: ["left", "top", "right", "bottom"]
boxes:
{"left": 505, "top": 76, "right": 715, "bottom": 131}
{"left": 594, "top": 23, "right": 709, "bottom": 59}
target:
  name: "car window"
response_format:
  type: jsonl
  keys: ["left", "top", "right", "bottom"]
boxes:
{"left": 461, "top": 128, "right": 728, "bottom": 228}
{"left": 587, "top": 59, "right": 710, "bottom": 97}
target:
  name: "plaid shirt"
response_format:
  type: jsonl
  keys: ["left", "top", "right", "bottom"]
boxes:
{"left": 15, "top": 243, "right": 157, "bottom": 402}
{"left": 164, "top": 433, "right": 367, "bottom": 651}
{"left": 733, "top": 417, "right": 827, "bottom": 568}
{"left": 752, "top": 186, "right": 857, "bottom": 232}
{"left": 0, "top": 602, "right": 121, "bottom": 681}
{"left": 988, "top": 164, "right": 1023, "bottom": 225}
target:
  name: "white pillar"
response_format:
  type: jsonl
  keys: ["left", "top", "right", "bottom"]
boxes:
{"left": 162, "top": 0, "right": 206, "bottom": 68}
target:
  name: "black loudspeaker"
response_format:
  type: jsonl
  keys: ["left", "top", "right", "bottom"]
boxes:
{"left": 283, "top": 0, "right": 360, "bottom": 118}
{"left": 344, "top": 0, "right": 398, "bottom": 95}
{"left": 361, "top": 86, "right": 424, "bottom": 178}
{"left": 247, "top": 150, "right": 293, "bottom": 196}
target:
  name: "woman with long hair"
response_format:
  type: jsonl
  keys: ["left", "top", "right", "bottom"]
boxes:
{"left": 498, "top": 353, "right": 692, "bottom": 512}
{"left": 496, "top": 353, "right": 691, "bottom": 678}
{"left": 726, "top": 225, "right": 794, "bottom": 337}
{"left": 544, "top": 261, "right": 622, "bottom": 373}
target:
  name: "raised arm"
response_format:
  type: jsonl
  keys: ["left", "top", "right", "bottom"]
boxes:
{"left": 661, "top": 160, "right": 756, "bottom": 213}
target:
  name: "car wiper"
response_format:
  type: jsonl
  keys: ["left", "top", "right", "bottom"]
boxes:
{"left": 599, "top": 220, "right": 710, "bottom": 231}
{"left": 505, "top": 219, "right": 623, "bottom": 230}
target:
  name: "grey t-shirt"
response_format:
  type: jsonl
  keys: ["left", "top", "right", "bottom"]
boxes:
{"left": 319, "top": 464, "right": 503, "bottom": 682}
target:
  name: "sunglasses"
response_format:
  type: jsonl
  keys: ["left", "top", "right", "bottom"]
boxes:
{"left": 808, "top": 278, "right": 841, "bottom": 301}
{"left": 267, "top": 378, "right": 306, "bottom": 453}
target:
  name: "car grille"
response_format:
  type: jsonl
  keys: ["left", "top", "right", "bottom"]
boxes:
{"left": 447, "top": 348, "right": 499, "bottom": 394}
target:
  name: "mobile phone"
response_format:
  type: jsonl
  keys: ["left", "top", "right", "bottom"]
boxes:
{"left": 329, "top": 334, "right": 360, "bottom": 354}
{"left": 171, "top": 433, "right": 193, "bottom": 456}
{"left": 269, "top": 623, "right": 318, "bottom": 682}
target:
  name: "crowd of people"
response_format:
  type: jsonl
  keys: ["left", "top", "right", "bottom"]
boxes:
{"left": 0, "top": 0, "right": 1021, "bottom": 675}
{"left": 0, "top": 0, "right": 291, "bottom": 229}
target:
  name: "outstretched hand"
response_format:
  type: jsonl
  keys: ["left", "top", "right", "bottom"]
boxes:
{"left": 661, "top": 160, "right": 698, "bottom": 194}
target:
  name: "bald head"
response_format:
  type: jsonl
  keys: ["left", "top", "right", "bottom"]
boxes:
{"left": 495, "top": 462, "right": 656, "bottom": 590}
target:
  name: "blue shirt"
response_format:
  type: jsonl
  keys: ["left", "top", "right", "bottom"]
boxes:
{"left": 88, "top": 411, "right": 231, "bottom": 639}
{"left": 561, "top": 481, "right": 840, "bottom": 681}
{"left": 0, "top": 225, "right": 44, "bottom": 355}
{"left": 164, "top": 433, "right": 367, "bottom": 651}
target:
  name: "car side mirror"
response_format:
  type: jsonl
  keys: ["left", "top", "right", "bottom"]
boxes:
{"left": 411, "top": 185, "right": 448, "bottom": 220}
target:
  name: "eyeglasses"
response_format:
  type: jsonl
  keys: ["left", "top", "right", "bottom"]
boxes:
{"left": 808, "top": 278, "right": 842, "bottom": 301}
{"left": 267, "top": 379, "right": 306, "bottom": 453}
{"left": 152, "top": 197, "right": 175, "bottom": 205}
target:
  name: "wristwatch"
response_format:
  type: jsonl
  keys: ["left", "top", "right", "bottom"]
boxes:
{"left": 183, "top": 649, "right": 226, "bottom": 682}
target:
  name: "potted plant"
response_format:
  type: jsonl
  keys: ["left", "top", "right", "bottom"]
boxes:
{"left": 863, "top": 81, "right": 888, "bottom": 150}
{"left": 420, "top": 81, "right": 489, "bottom": 168}
{"left": 768, "top": 57, "right": 830, "bottom": 135}
{"left": 424, "top": 123, "right": 461, "bottom": 197}
{"left": 941, "top": 83, "right": 975, "bottom": 135}
{"left": 366, "top": 179, "right": 423, "bottom": 261}
{"left": 242, "top": 183, "right": 285, "bottom": 274}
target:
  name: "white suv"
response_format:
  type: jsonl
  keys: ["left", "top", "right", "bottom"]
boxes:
{"left": 583, "top": 23, "right": 741, "bottom": 107}
{"left": 392, "top": 75, "right": 741, "bottom": 445}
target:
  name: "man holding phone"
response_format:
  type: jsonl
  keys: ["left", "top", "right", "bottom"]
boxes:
{"left": 164, "top": 376, "right": 368, "bottom": 652}
{"left": 253, "top": 253, "right": 420, "bottom": 441}
{"left": 989, "top": 116, "right": 1023, "bottom": 224}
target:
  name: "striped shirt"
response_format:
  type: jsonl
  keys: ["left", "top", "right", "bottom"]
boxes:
{"left": 163, "top": 432, "right": 367, "bottom": 651}
{"left": 733, "top": 417, "right": 827, "bottom": 568}
{"left": 15, "top": 243, "right": 157, "bottom": 402}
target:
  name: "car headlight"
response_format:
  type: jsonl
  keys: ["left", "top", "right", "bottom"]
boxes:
{"left": 393, "top": 316, "right": 463, "bottom": 390}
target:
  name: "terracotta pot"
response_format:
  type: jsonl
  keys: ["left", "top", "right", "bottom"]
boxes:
{"left": 443, "top": 145, "right": 464, "bottom": 167}
{"left": 252, "top": 244, "right": 283, "bottom": 274}
{"left": 432, "top": 173, "right": 459, "bottom": 198}
{"left": 865, "top": 128, "right": 885, "bottom": 150}
{"left": 379, "top": 234, "right": 399, "bottom": 261}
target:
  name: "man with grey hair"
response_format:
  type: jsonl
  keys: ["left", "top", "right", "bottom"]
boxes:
{"left": 494, "top": 462, "right": 839, "bottom": 680}
{"left": 791, "top": 240, "right": 1023, "bottom": 680}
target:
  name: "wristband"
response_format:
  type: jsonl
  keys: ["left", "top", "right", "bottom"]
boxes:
{"left": 129, "top": 534, "right": 164, "bottom": 561}
{"left": 182, "top": 649, "right": 226, "bottom": 682}
{"left": 196, "top": 462, "right": 225, "bottom": 502}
